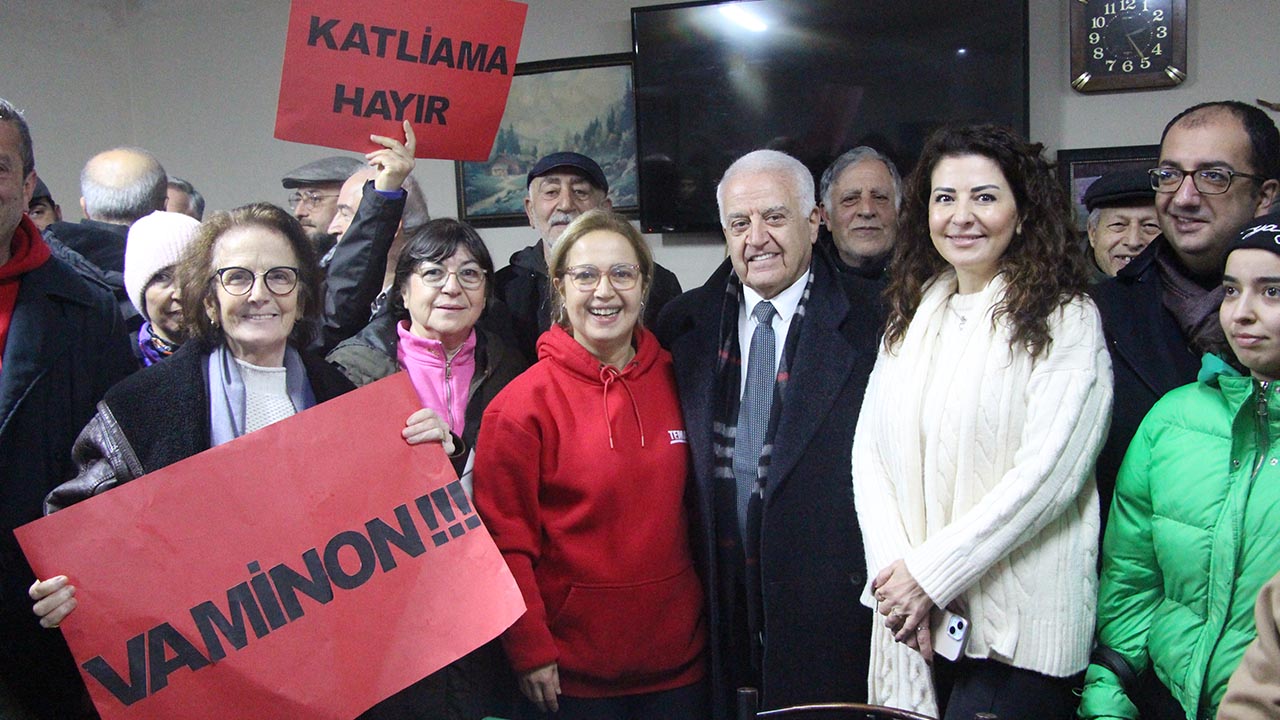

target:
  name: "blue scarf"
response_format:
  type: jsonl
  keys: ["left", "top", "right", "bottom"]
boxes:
{"left": 205, "top": 344, "right": 317, "bottom": 446}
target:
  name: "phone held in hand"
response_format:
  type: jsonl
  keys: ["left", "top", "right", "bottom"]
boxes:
{"left": 932, "top": 610, "right": 970, "bottom": 662}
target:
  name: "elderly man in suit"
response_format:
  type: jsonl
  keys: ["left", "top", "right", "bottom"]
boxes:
{"left": 657, "top": 149, "right": 881, "bottom": 718}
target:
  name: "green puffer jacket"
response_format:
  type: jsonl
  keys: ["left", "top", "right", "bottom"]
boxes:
{"left": 1079, "top": 355, "right": 1280, "bottom": 719}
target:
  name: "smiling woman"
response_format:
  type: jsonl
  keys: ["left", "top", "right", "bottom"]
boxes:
{"left": 325, "top": 217, "right": 527, "bottom": 720}
{"left": 29, "top": 203, "right": 359, "bottom": 645}
{"left": 853, "top": 125, "right": 1112, "bottom": 719}
{"left": 473, "top": 209, "right": 709, "bottom": 720}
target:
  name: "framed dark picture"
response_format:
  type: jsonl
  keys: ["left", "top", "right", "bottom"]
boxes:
{"left": 1057, "top": 144, "right": 1159, "bottom": 230}
{"left": 454, "top": 53, "right": 637, "bottom": 227}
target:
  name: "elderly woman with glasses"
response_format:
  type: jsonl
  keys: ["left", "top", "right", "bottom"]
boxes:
{"left": 29, "top": 204, "right": 456, "bottom": 622}
{"left": 473, "top": 209, "right": 707, "bottom": 720}
{"left": 327, "top": 218, "right": 527, "bottom": 720}
{"left": 328, "top": 218, "right": 525, "bottom": 495}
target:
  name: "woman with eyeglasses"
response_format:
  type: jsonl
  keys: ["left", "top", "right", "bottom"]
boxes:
{"left": 28, "top": 203, "right": 367, "bottom": 621}
{"left": 326, "top": 217, "right": 527, "bottom": 720}
{"left": 473, "top": 209, "right": 707, "bottom": 720}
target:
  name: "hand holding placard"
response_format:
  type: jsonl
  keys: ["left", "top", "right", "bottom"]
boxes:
{"left": 368, "top": 120, "right": 416, "bottom": 192}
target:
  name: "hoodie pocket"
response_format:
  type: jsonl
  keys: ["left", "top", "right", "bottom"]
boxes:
{"left": 549, "top": 563, "right": 705, "bottom": 682}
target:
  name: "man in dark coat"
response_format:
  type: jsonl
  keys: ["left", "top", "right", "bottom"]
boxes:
{"left": 44, "top": 145, "right": 168, "bottom": 276}
{"left": 495, "top": 151, "right": 682, "bottom": 363}
{"left": 1093, "top": 100, "right": 1279, "bottom": 530}
{"left": 0, "top": 98, "right": 135, "bottom": 719}
{"left": 657, "top": 149, "right": 881, "bottom": 718}
{"left": 816, "top": 145, "right": 902, "bottom": 281}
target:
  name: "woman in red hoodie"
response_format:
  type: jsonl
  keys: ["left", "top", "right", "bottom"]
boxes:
{"left": 473, "top": 209, "right": 707, "bottom": 719}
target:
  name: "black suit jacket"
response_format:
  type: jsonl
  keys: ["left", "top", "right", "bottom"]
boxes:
{"left": 657, "top": 253, "right": 882, "bottom": 717}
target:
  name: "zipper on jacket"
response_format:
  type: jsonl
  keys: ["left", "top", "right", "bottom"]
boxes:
{"left": 443, "top": 354, "right": 457, "bottom": 430}
{"left": 1253, "top": 380, "right": 1271, "bottom": 479}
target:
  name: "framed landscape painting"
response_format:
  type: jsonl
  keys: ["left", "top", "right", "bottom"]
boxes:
{"left": 455, "top": 53, "right": 637, "bottom": 227}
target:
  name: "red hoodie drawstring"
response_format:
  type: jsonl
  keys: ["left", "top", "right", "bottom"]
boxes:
{"left": 598, "top": 364, "right": 646, "bottom": 450}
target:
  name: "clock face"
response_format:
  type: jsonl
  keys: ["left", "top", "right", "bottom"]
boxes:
{"left": 1071, "top": 0, "right": 1187, "bottom": 92}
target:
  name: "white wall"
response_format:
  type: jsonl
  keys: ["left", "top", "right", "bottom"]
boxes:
{"left": 2, "top": 0, "right": 1278, "bottom": 289}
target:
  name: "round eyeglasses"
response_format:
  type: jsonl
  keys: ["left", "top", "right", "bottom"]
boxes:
{"left": 214, "top": 266, "right": 299, "bottom": 296}
{"left": 416, "top": 265, "right": 487, "bottom": 290}
{"left": 562, "top": 263, "right": 641, "bottom": 292}
{"left": 1148, "top": 166, "right": 1267, "bottom": 195}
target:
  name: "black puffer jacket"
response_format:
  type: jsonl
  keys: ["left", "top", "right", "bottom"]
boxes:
{"left": 326, "top": 313, "right": 526, "bottom": 465}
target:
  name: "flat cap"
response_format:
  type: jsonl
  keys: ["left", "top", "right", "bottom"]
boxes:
{"left": 1082, "top": 168, "right": 1156, "bottom": 211}
{"left": 281, "top": 156, "right": 365, "bottom": 189}
{"left": 31, "top": 176, "right": 54, "bottom": 203}
{"left": 527, "top": 152, "right": 608, "bottom": 194}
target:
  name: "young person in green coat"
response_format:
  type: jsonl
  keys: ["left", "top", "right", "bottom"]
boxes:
{"left": 1081, "top": 210, "right": 1280, "bottom": 719}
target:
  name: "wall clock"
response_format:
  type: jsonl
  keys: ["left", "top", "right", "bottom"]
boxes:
{"left": 1070, "top": 0, "right": 1187, "bottom": 92}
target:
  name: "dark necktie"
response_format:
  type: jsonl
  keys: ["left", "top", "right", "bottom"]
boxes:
{"left": 732, "top": 301, "right": 777, "bottom": 539}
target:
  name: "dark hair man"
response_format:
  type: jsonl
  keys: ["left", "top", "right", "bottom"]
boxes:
{"left": 0, "top": 97, "right": 134, "bottom": 720}
{"left": 26, "top": 176, "right": 60, "bottom": 231}
{"left": 1093, "top": 100, "right": 1279, "bottom": 528}
{"left": 166, "top": 176, "right": 205, "bottom": 220}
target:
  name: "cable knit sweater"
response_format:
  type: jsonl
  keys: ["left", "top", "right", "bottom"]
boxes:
{"left": 851, "top": 271, "right": 1113, "bottom": 714}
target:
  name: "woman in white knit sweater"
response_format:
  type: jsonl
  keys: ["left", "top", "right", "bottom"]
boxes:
{"left": 851, "top": 124, "right": 1113, "bottom": 719}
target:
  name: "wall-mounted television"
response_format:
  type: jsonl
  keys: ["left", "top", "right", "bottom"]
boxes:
{"left": 631, "top": 0, "right": 1029, "bottom": 233}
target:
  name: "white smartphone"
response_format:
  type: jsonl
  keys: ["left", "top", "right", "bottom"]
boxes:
{"left": 931, "top": 610, "right": 970, "bottom": 662}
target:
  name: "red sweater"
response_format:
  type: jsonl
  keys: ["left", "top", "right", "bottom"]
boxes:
{"left": 473, "top": 324, "right": 707, "bottom": 697}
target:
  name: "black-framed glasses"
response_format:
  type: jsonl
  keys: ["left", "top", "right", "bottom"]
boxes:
{"left": 416, "top": 264, "right": 486, "bottom": 290}
{"left": 1148, "top": 166, "right": 1268, "bottom": 195}
{"left": 287, "top": 190, "right": 338, "bottom": 208}
{"left": 562, "top": 263, "right": 641, "bottom": 292}
{"left": 214, "top": 266, "right": 299, "bottom": 296}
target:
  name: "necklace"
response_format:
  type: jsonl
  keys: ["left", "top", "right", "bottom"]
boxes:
{"left": 947, "top": 299, "right": 969, "bottom": 330}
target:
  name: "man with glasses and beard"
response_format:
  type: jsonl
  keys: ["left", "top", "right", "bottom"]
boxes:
{"left": 281, "top": 155, "right": 365, "bottom": 257}
{"left": 1093, "top": 100, "right": 1280, "bottom": 534}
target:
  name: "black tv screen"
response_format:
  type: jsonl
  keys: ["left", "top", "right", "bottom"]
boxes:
{"left": 631, "top": 0, "right": 1029, "bottom": 233}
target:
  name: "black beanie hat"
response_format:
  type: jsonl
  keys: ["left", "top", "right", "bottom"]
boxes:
{"left": 1227, "top": 210, "right": 1280, "bottom": 258}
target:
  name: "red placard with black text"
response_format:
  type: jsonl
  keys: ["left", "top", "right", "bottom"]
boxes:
{"left": 274, "top": 0, "right": 528, "bottom": 160}
{"left": 16, "top": 373, "right": 524, "bottom": 720}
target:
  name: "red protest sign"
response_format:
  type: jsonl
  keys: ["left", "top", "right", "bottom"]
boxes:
{"left": 274, "top": 0, "right": 528, "bottom": 161}
{"left": 16, "top": 373, "right": 524, "bottom": 720}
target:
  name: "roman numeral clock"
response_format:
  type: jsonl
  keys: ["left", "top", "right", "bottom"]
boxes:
{"left": 1070, "top": 0, "right": 1187, "bottom": 92}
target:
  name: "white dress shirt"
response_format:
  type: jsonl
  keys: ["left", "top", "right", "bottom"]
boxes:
{"left": 738, "top": 269, "right": 811, "bottom": 399}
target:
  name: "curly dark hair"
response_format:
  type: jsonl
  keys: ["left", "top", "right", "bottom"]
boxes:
{"left": 882, "top": 124, "right": 1089, "bottom": 358}
{"left": 178, "top": 202, "right": 323, "bottom": 351}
